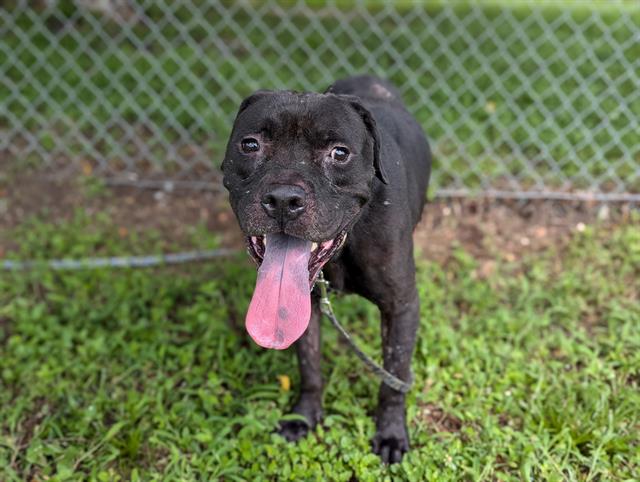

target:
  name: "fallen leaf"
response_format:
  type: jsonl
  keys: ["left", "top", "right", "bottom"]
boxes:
{"left": 277, "top": 374, "right": 291, "bottom": 392}
{"left": 478, "top": 260, "right": 496, "bottom": 278}
{"left": 82, "top": 161, "right": 93, "bottom": 176}
{"left": 533, "top": 226, "right": 547, "bottom": 238}
{"left": 484, "top": 101, "right": 496, "bottom": 114}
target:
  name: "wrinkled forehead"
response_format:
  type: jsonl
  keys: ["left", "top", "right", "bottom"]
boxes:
{"left": 233, "top": 92, "right": 363, "bottom": 144}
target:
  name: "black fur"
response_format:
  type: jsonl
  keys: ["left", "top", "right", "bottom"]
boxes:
{"left": 222, "top": 75, "right": 431, "bottom": 463}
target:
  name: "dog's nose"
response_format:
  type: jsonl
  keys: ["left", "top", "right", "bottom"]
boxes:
{"left": 261, "top": 185, "right": 307, "bottom": 221}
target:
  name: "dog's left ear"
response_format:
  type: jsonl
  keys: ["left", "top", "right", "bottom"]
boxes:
{"left": 344, "top": 97, "right": 389, "bottom": 184}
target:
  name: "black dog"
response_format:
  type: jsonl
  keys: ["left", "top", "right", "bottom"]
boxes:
{"left": 222, "top": 75, "right": 431, "bottom": 463}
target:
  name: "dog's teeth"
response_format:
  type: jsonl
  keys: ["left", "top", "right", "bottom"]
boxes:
{"left": 311, "top": 242, "right": 318, "bottom": 251}
{"left": 263, "top": 236, "right": 268, "bottom": 246}
{"left": 251, "top": 236, "right": 258, "bottom": 245}
{"left": 321, "top": 239, "right": 334, "bottom": 249}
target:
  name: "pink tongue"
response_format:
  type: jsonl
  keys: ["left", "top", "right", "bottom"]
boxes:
{"left": 246, "top": 234, "right": 312, "bottom": 350}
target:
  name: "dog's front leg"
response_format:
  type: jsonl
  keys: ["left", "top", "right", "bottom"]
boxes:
{"left": 278, "top": 293, "right": 323, "bottom": 441}
{"left": 372, "top": 286, "right": 419, "bottom": 464}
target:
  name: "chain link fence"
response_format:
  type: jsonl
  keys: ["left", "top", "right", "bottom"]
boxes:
{"left": 1, "top": 1, "right": 639, "bottom": 201}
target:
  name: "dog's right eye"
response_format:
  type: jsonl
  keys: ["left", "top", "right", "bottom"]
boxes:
{"left": 240, "top": 137, "right": 260, "bottom": 153}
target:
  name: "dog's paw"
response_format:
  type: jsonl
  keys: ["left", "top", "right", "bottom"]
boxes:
{"left": 277, "top": 397, "right": 322, "bottom": 442}
{"left": 278, "top": 419, "right": 311, "bottom": 442}
{"left": 371, "top": 425, "right": 410, "bottom": 464}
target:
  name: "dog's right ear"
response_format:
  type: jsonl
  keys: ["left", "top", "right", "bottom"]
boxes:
{"left": 236, "top": 90, "right": 274, "bottom": 117}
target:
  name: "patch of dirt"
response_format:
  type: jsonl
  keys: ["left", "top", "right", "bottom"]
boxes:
{"left": 0, "top": 169, "right": 635, "bottom": 264}
{"left": 415, "top": 197, "right": 635, "bottom": 268}
{"left": 7, "top": 397, "right": 50, "bottom": 476}
{"left": 0, "top": 171, "right": 244, "bottom": 254}
{"left": 417, "top": 402, "right": 462, "bottom": 433}
{"left": 0, "top": 316, "right": 10, "bottom": 346}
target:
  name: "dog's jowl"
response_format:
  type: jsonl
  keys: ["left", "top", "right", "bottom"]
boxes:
{"left": 222, "top": 75, "right": 431, "bottom": 464}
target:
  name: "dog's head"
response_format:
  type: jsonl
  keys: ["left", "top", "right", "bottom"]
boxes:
{"left": 222, "top": 90, "right": 388, "bottom": 282}
{"left": 222, "top": 90, "right": 386, "bottom": 349}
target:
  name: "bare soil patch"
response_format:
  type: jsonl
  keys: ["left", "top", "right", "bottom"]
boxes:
{"left": 1, "top": 169, "right": 635, "bottom": 264}
{"left": 417, "top": 402, "right": 463, "bottom": 433}
{"left": 415, "top": 197, "right": 635, "bottom": 269}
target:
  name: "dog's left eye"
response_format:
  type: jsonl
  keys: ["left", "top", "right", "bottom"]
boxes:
{"left": 330, "top": 146, "right": 350, "bottom": 162}
{"left": 241, "top": 137, "right": 260, "bottom": 153}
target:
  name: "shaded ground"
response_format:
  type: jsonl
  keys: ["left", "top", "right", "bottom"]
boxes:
{"left": 2, "top": 170, "right": 636, "bottom": 266}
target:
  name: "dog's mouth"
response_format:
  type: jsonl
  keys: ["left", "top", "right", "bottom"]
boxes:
{"left": 244, "top": 232, "right": 347, "bottom": 351}
{"left": 246, "top": 231, "right": 347, "bottom": 286}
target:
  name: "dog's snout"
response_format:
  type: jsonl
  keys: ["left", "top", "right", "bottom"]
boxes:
{"left": 261, "top": 185, "right": 307, "bottom": 221}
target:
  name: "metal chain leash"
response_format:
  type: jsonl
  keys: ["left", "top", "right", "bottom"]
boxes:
{"left": 1, "top": 249, "right": 237, "bottom": 271}
{"left": 316, "top": 271, "right": 413, "bottom": 394}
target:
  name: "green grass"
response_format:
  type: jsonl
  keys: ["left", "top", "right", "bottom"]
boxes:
{"left": 1, "top": 2, "right": 639, "bottom": 191}
{"left": 0, "top": 209, "right": 638, "bottom": 480}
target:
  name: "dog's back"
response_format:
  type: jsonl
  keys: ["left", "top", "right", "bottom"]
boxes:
{"left": 326, "top": 75, "right": 403, "bottom": 104}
